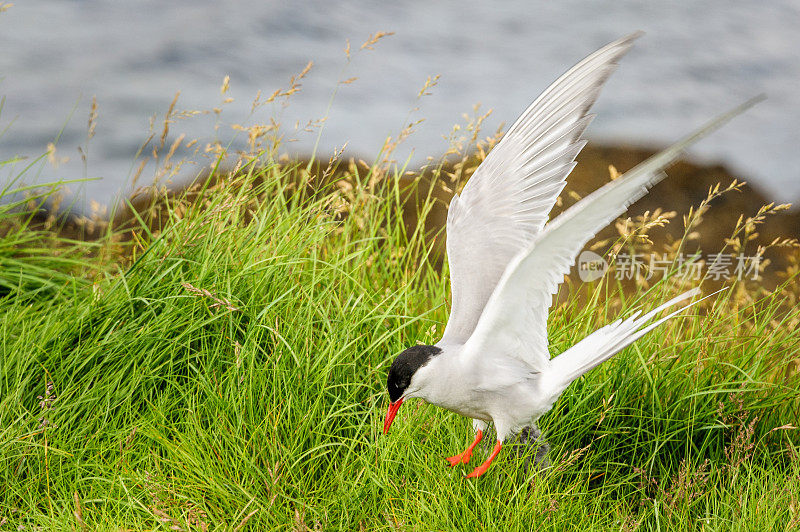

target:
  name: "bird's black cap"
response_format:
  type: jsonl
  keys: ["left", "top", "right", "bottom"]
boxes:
{"left": 386, "top": 345, "right": 441, "bottom": 402}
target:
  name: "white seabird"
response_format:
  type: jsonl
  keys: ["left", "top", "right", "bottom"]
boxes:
{"left": 383, "top": 32, "right": 761, "bottom": 478}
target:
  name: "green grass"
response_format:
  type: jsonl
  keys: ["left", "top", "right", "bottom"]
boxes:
{"left": 1, "top": 156, "right": 799, "bottom": 531}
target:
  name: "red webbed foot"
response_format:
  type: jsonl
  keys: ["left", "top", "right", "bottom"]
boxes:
{"left": 465, "top": 440, "right": 502, "bottom": 478}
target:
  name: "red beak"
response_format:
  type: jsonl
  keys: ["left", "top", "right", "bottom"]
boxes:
{"left": 383, "top": 398, "right": 404, "bottom": 434}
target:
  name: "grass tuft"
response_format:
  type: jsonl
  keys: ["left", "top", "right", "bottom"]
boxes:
{"left": 1, "top": 40, "right": 799, "bottom": 527}
{"left": 0, "top": 153, "right": 798, "bottom": 529}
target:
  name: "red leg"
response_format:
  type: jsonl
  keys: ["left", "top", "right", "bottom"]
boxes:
{"left": 446, "top": 429, "right": 483, "bottom": 467}
{"left": 465, "top": 440, "right": 502, "bottom": 478}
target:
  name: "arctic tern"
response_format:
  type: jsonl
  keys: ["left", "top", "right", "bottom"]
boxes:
{"left": 382, "top": 32, "right": 761, "bottom": 478}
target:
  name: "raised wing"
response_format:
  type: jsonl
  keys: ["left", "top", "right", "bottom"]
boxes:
{"left": 440, "top": 32, "right": 641, "bottom": 347}
{"left": 464, "top": 97, "right": 762, "bottom": 372}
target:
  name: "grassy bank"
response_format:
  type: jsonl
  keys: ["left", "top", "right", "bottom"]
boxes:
{"left": 0, "top": 150, "right": 799, "bottom": 531}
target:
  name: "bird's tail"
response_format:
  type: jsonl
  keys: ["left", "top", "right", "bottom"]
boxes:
{"left": 546, "top": 288, "right": 719, "bottom": 393}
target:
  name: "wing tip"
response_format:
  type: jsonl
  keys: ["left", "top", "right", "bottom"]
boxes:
{"left": 604, "top": 30, "right": 645, "bottom": 55}
{"left": 743, "top": 93, "right": 768, "bottom": 109}
{"left": 627, "top": 30, "right": 646, "bottom": 41}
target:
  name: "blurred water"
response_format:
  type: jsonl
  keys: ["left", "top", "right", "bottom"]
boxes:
{"left": 1, "top": 1, "right": 798, "bottom": 211}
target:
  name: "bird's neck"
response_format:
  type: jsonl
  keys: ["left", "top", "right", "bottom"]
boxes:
{"left": 417, "top": 345, "right": 477, "bottom": 408}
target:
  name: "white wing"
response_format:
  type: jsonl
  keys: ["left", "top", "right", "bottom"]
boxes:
{"left": 441, "top": 32, "right": 641, "bottom": 349}
{"left": 464, "top": 97, "right": 762, "bottom": 372}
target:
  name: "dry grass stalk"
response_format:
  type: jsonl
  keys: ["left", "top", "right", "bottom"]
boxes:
{"left": 360, "top": 31, "right": 394, "bottom": 50}
{"left": 181, "top": 282, "right": 239, "bottom": 311}
{"left": 233, "top": 509, "right": 258, "bottom": 532}
{"left": 74, "top": 491, "right": 87, "bottom": 531}
{"left": 87, "top": 96, "right": 98, "bottom": 140}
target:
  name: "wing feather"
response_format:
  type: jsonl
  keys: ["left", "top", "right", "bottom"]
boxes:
{"left": 464, "top": 97, "right": 763, "bottom": 371}
{"left": 440, "top": 32, "right": 642, "bottom": 348}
